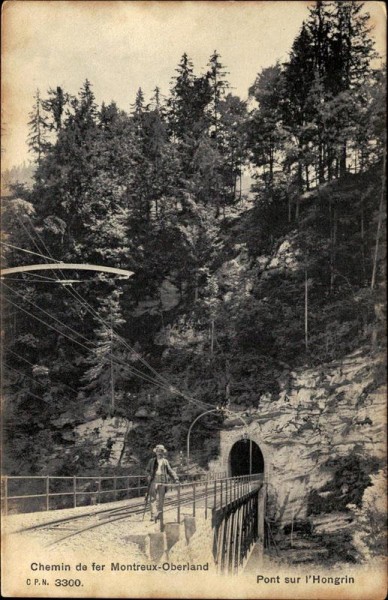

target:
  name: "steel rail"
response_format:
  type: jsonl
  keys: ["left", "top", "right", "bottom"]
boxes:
{"left": 12, "top": 476, "right": 227, "bottom": 533}
{"left": 46, "top": 486, "right": 221, "bottom": 548}
{"left": 16, "top": 477, "right": 261, "bottom": 549}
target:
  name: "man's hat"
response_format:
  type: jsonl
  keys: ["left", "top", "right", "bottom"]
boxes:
{"left": 153, "top": 444, "right": 167, "bottom": 454}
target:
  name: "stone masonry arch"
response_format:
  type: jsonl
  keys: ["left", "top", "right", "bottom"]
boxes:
{"left": 209, "top": 425, "right": 272, "bottom": 481}
{"left": 229, "top": 439, "right": 264, "bottom": 476}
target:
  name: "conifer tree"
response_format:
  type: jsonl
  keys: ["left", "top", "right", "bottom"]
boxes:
{"left": 82, "top": 290, "right": 127, "bottom": 415}
{"left": 27, "top": 89, "right": 49, "bottom": 166}
{"left": 248, "top": 63, "right": 287, "bottom": 188}
{"left": 206, "top": 51, "right": 230, "bottom": 141}
{"left": 41, "top": 86, "right": 69, "bottom": 131}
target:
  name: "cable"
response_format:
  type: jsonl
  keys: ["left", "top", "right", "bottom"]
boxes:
{"left": 3, "top": 282, "right": 88, "bottom": 341}
{"left": 14, "top": 212, "right": 57, "bottom": 263}
{"left": 3, "top": 295, "right": 177, "bottom": 393}
{"left": 7, "top": 348, "right": 38, "bottom": 368}
{"left": 8, "top": 215, "right": 215, "bottom": 412}
{"left": 5, "top": 296, "right": 93, "bottom": 351}
{"left": 2, "top": 372, "right": 50, "bottom": 405}
{"left": 21, "top": 213, "right": 194, "bottom": 394}
{"left": 1, "top": 278, "right": 66, "bottom": 283}
{"left": 5, "top": 363, "right": 60, "bottom": 391}
{"left": 4, "top": 355, "right": 78, "bottom": 394}
{"left": 21, "top": 217, "right": 212, "bottom": 409}
{"left": 0, "top": 240, "right": 61, "bottom": 264}
{"left": 4, "top": 281, "right": 214, "bottom": 411}
{"left": 17, "top": 271, "right": 66, "bottom": 282}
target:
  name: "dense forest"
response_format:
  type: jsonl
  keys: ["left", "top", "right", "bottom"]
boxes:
{"left": 2, "top": 1, "right": 386, "bottom": 475}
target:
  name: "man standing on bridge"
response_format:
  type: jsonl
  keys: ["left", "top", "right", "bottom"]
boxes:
{"left": 146, "top": 444, "right": 179, "bottom": 522}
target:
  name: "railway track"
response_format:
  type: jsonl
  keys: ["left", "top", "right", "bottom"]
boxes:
{"left": 14, "top": 483, "right": 214, "bottom": 548}
{"left": 12, "top": 477, "right": 259, "bottom": 549}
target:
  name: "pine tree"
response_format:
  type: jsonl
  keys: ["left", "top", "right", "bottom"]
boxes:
{"left": 73, "top": 79, "right": 98, "bottom": 132}
{"left": 248, "top": 63, "right": 287, "bottom": 188}
{"left": 206, "top": 51, "right": 230, "bottom": 141}
{"left": 168, "top": 53, "right": 195, "bottom": 139}
{"left": 27, "top": 90, "right": 49, "bottom": 165}
{"left": 328, "top": 1, "right": 377, "bottom": 175}
{"left": 41, "top": 86, "right": 69, "bottom": 131}
{"left": 82, "top": 290, "right": 127, "bottom": 415}
{"left": 330, "top": 1, "right": 376, "bottom": 93}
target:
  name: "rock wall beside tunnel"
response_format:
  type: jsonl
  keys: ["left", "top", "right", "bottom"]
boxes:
{"left": 209, "top": 349, "right": 386, "bottom": 526}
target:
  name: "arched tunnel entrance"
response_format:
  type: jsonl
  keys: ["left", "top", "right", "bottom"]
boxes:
{"left": 229, "top": 439, "right": 264, "bottom": 476}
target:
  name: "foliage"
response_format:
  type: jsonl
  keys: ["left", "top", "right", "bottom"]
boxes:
{"left": 2, "top": 4, "right": 386, "bottom": 475}
{"left": 307, "top": 454, "right": 384, "bottom": 515}
{"left": 348, "top": 468, "right": 387, "bottom": 561}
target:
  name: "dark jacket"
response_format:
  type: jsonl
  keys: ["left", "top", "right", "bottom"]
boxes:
{"left": 146, "top": 457, "right": 179, "bottom": 484}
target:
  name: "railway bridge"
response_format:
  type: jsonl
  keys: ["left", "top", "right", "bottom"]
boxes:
{"left": 2, "top": 434, "right": 267, "bottom": 575}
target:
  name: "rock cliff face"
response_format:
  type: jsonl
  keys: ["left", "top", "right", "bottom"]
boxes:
{"left": 45, "top": 235, "right": 385, "bottom": 521}
{"left": 74, "top": 416, "right": 134, "bottom": 466}
{"left": 210, "top": 348, "right": 386, "bottom": 526}
{"left": 66, "top": 345, "right": 385, "bottom": 531}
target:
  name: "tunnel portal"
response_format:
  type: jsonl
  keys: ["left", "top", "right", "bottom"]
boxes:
{"left": 229, "top": 439, "right": 264, "bottom": 476}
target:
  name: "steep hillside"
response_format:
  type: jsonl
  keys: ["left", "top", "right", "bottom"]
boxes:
{"left": 4, "top": 165, "right": 385, "bottom": 480}
{"left": 2, "top": 0, "right": 385, "bottom": 486}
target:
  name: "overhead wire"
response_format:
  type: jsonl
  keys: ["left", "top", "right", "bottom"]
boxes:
{"left": 20, "top": 214, "right": 213, "bottom": 410}
{"left": 4, "top": 363, "right": 75, "bottom": 394}
{"left": 19, "top": 216, "right": 174, "bottom": 377}
{"left": 3, "top": 294, "right": 180, "bottom": 394}
{"left": 1, "top": 278, "right": 65, "bottom": 283}
{"left": 13, "top": 271, "right": 65, "bottom": 282}
{"left": 2, "top": 369, "right": 50, "bottom": 405}
{"left": 5, "top": 349, "right": 78, "bottom": 394}
{"left": 3, "top": 274, "right": 192, "bottom": 396}
{"left": 4, "top": 215, "right": 215, "bottom": 411}
{"left": 5, "top": 284, "right": 211, "bottom": 410}
{"left": 0, "top": 240, "right": 61, "bottom": 264}
{"left": 7, "top": 348, "right": 38, "bottom": 368}
{"left": 15, "top": 212, "right": 56, "bottom": 262}
{"left": 3, "top": 282, "right": 89, "bottom": 341}
{"left": 8, "top": 218, "right": 163, "bottom": 376}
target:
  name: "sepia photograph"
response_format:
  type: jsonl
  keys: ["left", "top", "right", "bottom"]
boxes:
{"left": 1, "top": 1, "right": 387, "bottom": 598}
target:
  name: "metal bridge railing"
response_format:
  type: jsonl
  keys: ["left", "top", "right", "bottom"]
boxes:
{"left": 211, "top": 475, "right": 266, "bottom": 575}
{"left": 0, "top": 471, "right": 226, "bottom": 515}
{"left": 163, "top": 473, "right": 265, "bottom": 574}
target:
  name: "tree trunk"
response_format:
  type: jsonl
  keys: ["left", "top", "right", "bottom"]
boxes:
{"left": 340, "top": 142, "right": 347, "bottom": 178}
{"left": 117, "top": 419, "right": 132, "bottom": 466}
{"left": 231, "top": 147, "right": 236, "bottom": 201}
{"left": 371, "top": 152, "right": 386, "bottom": 290}
{"left": 318, "top": 140, "right": 325, "bottom": 184}
{"left": 269, "top": 148, "right": 274, "bottom": 186}
{"left": 295, "top": 197, "right": 300, "bottom": 222}
{"left": 304, "top": 270, "right": 309, "bottom": 352}
{"left": 210, "top": 319, "right": 215, "bottom": 356}
{"left": 327, "top": 147, "right": 333, "bottom": 181}
{"left": 194, "top": 273, "right": 199, "bottom": 303}
{"left": 360, "top": 196, "right": 366, "bottom": 285}
{"left": 297, "top": 159, "right": 303, "bottom": 192}
{"left": 330, "top": 206, "right": 337, "bottom": 293}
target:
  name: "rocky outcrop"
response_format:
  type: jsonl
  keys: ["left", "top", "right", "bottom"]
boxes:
{"left": 210, "top": 348, "right": 386, "bottom": 527}
{"left": 73, "top": 416, "right": 135, "bottom": 467}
